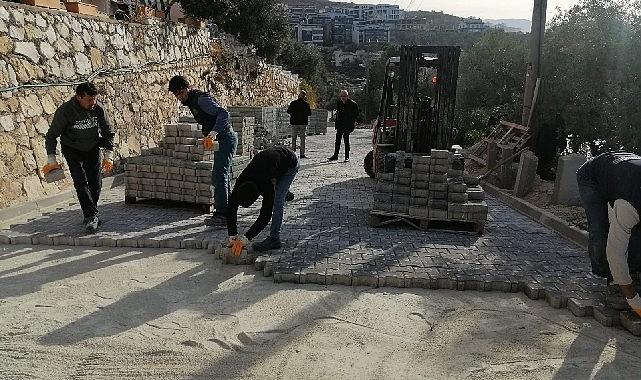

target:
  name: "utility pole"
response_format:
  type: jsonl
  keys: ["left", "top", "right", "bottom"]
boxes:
{"left": 522, "top": 0, "right": 547, "bottom": 126}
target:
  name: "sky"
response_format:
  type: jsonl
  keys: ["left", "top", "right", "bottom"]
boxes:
{"left": 341, "top": 0, "right": 582, "bottom": 20}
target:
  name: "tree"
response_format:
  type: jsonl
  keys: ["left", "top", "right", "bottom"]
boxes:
{"left": 179, "top": 0, "right": 290, "bottom": 61}
{"left": 542, "top": 0, "right": 641, "bottom": 154}
{"left": 275, "top": 39, "right": 330, "bottom": 107}
{"left": 454, "top": 30, "right": 528, "bottom": 146}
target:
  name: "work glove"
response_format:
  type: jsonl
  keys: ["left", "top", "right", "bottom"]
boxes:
{"left": 101, "top": 150, "right": 114, "bottom": 173}
{"left": 42, "top": 155, "right": 62, "bottom": 174}
{"left": 202, "top": 134, "right": 219, "bottom": 151}
{"left": 230, "top": 234, "right": 249, "bottom": 257}
{"left": 627, "top": 294, "right": 641, "bottom": 318}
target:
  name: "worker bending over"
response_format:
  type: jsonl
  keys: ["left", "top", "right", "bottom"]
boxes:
{"left": 226, "top": 146, "right": 299, "bottom": 253}
{"left": 577, "top": 152, "right": 641, "bottom": 316}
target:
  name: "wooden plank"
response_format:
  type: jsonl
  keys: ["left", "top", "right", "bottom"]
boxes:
{"left": 500, "top": 120, "right": 529, "bottom": 131}
{"left": 468, "top": 154, "right": 487, "bottom": 166}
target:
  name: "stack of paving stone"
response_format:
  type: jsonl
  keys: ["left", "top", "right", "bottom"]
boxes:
{"left": 275, "top": 107, "right": 291, "bottom": 138}
{"left": 124, "top": 121, "right": 251, "bottom": 208}
{"left": 229, "top": 106, "right": 284, "bottom": 150}
{"left": 371, "top": 149, "right": 488, "bottom": 229}
{"left": 308, "top": 109, "right": 329, "bottom": 135}
{"left": 230, "top": 115, "right": 255, "bottom": 157}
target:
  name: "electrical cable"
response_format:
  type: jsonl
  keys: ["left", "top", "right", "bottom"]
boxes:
{"left": 0, "top": 54, "right": 212, "bottom": 93}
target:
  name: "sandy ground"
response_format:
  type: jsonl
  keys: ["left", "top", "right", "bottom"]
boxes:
{"left": 1, "top": 244, "right": 640, "bottom": 379}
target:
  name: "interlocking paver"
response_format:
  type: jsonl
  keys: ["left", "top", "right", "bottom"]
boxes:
{"left": 1, "top": 129, "right": 639, "bottom": 334}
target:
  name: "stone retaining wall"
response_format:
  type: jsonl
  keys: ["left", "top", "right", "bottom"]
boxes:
{"left": 0, "top": 0, "right": 299, "bottom": 208}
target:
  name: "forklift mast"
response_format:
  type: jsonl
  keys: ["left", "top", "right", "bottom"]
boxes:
{"left": 396, "top": 45, "right": 461, "bottom": 154}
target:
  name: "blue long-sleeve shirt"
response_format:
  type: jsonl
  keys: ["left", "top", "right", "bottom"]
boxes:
{"left": 197, "top": 95, "right": 230, "bottom": 135}
{"left": 185, "top": 89, "right": 230, "bottom": 136}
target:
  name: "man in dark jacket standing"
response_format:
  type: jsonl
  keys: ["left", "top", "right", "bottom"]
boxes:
{"left": 168, "top": 75, "right": 238, "bottom": 226}
{"left": 44, "top": 82, "right": 115, "bottom": 233}
{"left": 328, "top": 89, "right": 359, "bottom": 162}
{"left": 577, "top": 152, "right": 641, "bottom": 317}
{"left": 225, "top": 146, "right": 299, "bottom": 253}
{"left": 287, "top": 90, "right": 311, "bottom": 158}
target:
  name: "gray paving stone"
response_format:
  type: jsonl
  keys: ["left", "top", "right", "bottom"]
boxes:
{"left": 593, "top": 305, "right": 621, "bottom": 327}
{"left": 620, "top": 311, "right": 641, "bottom": 336}
{"left": 568, "top": 298, "right": 598, "bottom": 317}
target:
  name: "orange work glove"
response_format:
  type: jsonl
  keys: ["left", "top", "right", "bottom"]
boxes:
{"left": 627, "top": 294, "right": 641, "bottom": 318}
{"left": 230, "top": 235, "right": 249, "bottom": 256}
{"left": 42, "top": 162, "right": 62, "bottom": 174}
{"left": 202, "top": 135, "right": 215, "bottom": 150}
{"left": 101, "top": 150, "right": 114, "bottom": 173}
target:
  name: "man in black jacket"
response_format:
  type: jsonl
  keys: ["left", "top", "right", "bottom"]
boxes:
{"left": 44, "top": 82, "right": 115, "bottom": 233}
{"left": 287, "top": 90, "right": 311, "bottom": 158}
{"left": 577, "top": 152, "right": 641, "bottom": 317}
{"left": 328, "top": 89, "right": 359, "bottom": 162}
{"left": 226, "top": 146, "right": 299, "bottom": 253}
{"left": 168, "top": 75, "right": 238, "bottom": 226}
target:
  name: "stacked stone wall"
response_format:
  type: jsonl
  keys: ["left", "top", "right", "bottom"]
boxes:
{"left": 0, "top": 1, "right": 299, "bottom": 208}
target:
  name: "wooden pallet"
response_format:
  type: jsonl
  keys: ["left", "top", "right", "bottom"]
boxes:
{"left": 125, "top": 196, "right": 214, "bottom": 213}
{"left": 368, "top": 210, "right": 484, "bottom": 233}
{"left": 467, "top": 120, "right": 530, "bottom": 167}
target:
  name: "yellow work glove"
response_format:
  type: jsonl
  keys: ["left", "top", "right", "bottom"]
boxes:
{"left": 43, "top": 155, "right": 62, "bottom": 174}
{"left": 101, "top": 150, "right": 114, "bottom": 173}
{"left": 230, "top": 235, "right": 249, "bottom": 257}
{"left": 627, "top": 294, "right": 641, "bottom": 318}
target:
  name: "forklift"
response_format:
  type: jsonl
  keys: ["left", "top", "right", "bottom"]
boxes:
{"left": 364, "top": 45, "right": 461, "bottom": 177}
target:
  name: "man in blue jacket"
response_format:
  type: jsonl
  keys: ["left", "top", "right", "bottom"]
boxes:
{"left": 44, "top": 82, "right": 115, "bottom": 233}
{"left": 169, "top": 75, "right": 238, "bottom": 226}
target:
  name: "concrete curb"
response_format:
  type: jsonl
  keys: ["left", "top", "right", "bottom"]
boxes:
{"left": 0, "top": 174, "right": 125, "bottom": 223}
{"left": 481, "top": 181, "right": 588, "bottom": 250}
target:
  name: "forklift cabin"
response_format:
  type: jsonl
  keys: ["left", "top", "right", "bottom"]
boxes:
{"left": 364, "top": 45, "right": 461, "bottom": 177}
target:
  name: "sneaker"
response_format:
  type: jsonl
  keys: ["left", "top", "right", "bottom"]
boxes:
{"left": 252, "top": 237, "right": 282, "bottom": 252}
{"left": 300, "top": 154, "right": 307, "bottom": 159}
{"left": 205, "top": 214, "right": 226, "bottom": 227}
{"left": 286, "top": 191, "right": 294, "bottom": 202}
{"left": 327, "top": 156, "right": 338, "bottom": 161}
{"left": 344, "top": 157, "right": 350, "bottom": 162}
{"left": 83, "top": 216, "right": 102, "bottom": 226}
{"left": 85, "top": 216, "right": 99, "bottom": 233}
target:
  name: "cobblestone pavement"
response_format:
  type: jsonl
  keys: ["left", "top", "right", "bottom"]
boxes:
{"left": 1, "top": 129, "right": 640, "bottom": 335}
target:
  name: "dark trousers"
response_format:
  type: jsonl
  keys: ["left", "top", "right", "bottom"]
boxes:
{"left": 576, "top": 168, "right": 611, "bottom": 280}
{"left": 62, "top": 144, "right": 101, "bottom": 219}
{"left": 333, "top": 129, "right": 351, "bottom": 158}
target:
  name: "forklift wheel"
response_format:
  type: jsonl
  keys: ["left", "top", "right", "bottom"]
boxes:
{"left": 364, "top": 150, "right": 375, "bottom": 178}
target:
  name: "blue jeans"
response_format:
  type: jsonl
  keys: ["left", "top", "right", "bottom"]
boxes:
{"left": 213, "top": 129, "right": 237, "bottom": 215}
{"left": 577, "top": 165, "right": 611, "bottom": 280}
{"left": 270, "top": 159, "right": 299, "bottom": 239}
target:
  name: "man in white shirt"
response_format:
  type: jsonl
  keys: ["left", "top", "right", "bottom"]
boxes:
{"left": 577, "top": 152, "right": 641, "bottom": 316}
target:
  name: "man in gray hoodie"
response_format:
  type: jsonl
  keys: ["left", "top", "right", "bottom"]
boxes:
{"left": 44, "top": 82, "right": 115, "bottom": 233}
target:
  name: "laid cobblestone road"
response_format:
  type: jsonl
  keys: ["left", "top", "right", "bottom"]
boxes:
{"left": 2, "top": 129, "right": 640, "bottom": 334}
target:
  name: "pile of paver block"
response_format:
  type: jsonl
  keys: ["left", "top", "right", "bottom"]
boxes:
{"left": 308, "top": 109, "right": 329, "bottom": 135}
{"left": 229, "top": 106, "right": 285, "bottom": 150}
{"left": 371, "top": 149, "right": 488, "bottom": 230}
{"left": 230, "top": 115, "right": 255, "bottom": 157}
{"left": 124, "top": 121, "right": 250, "bottom": 210}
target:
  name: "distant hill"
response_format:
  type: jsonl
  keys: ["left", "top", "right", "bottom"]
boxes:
{"left": 484, "top": 19, "right": 531, "bottom": 33}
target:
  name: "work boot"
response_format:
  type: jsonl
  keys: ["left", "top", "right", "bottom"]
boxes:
{"left": 300, "top": 154, "right": 307, "bottom": 159}
{"left": 252, "top": 236, "right": 282, "bottom": 252}
{"left": 85, "top": 216, "right": 99, "bottom": 234}
{"left": 286, "top": 191, "right": 294, "bottom": 202}
{"left": 205, "top": 213, "right": 226, "bottom": 227}
{"left": 605, "top": 284, "right": 631, "bottom": 310}
{"left": 327, "top": 155, "right": 338, "bottom": 161}
{"left": 344, "top": 157, "right": 350, "bottom": 162}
